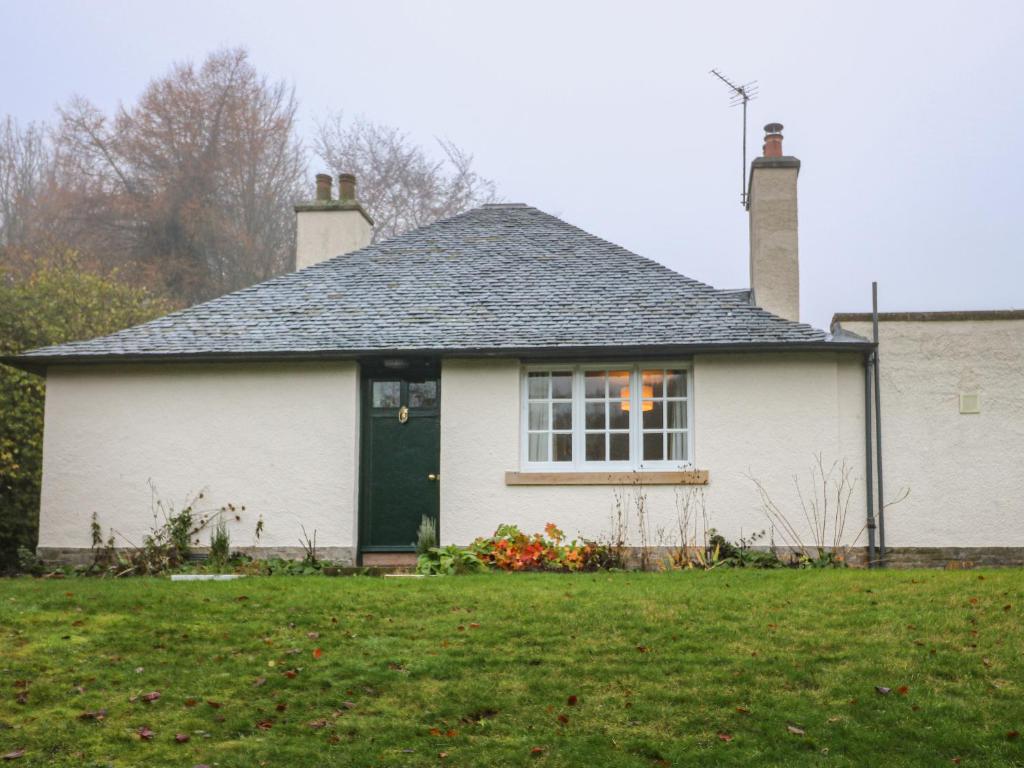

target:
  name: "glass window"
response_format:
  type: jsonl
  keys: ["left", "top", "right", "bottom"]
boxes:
{"left": 523, "top": 365, "right": 690, "bottom": 469}
{"left": 583, "top": 369, "right": 631, "bottom": 463}
{"left": 526, "top": 371, "right": 573, "bottom": 463}
{"left": 408, "top": 381, "right": 438, "bottom": 408}
{"left": 372, "top": 381, "right": 401, "bottom": 408}
{"left": 641, "top": 368, "right": 688, "bottom": 463}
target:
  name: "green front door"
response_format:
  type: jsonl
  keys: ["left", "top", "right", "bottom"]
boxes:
{"left": 359, "top": 370, "right": 440, "bottom": 553}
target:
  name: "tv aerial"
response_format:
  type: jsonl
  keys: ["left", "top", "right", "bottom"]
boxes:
{"left": 709, "top": 69, "right": 758, "bottom": 207}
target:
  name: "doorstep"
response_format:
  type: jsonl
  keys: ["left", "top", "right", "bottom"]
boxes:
{"left": 361, "top": 552, "right": 418, "bottom": 568}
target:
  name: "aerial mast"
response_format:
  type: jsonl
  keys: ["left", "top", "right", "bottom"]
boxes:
{"left": 709, "top": 69, "right": 758, "bottom": 207}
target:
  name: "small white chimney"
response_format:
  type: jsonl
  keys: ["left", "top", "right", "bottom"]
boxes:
{"left": 294, "top": 173, "right": 374, "bottom": 270}
{"left": 747, "top": 123, "right": 800, "bottom": 322}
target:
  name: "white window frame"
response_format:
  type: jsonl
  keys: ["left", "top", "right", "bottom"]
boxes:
{"left": 520, "top": 362, "right": 694, "bottom": 472}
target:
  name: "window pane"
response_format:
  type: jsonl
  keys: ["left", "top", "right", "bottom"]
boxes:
{"left": 609, "top": 432, "right": 630, "bottom": 461}
{"left": 668, "top": 432, "right": 687, "bottom": 461}
{"left": 528, "top": 433, "right": 548, "bottom": 462}
{"left": 608, "top": 370, "right": 630, "bottom": 399}
{"left": 551, "top": 372, "right": 572, "bottom": 399}
{"left": 552, "top": 402, "right": 572, "bottom": 430}
{"left": 585, "top": 433, "right": 605, "bottom": 461}
{"left": 585, "top": 402, "right": 605, "bottom": 429}
{"left": 667, "top": 400, "right": 686, "bottom": 429}
{"left": 666, "top": 370, "right": 686, "bottom": 398}
{"left": 643, "top": 400, "right": 663, "bottom": 430}
{"left": 584, "top": 371, "right": 605, "bottom": 398}
{"left": 642, "top": 370, "right": 663, "bottom": 398}
{"left": 527, "top": 372, "right": 548, "bottom": 399}
{"left": 609, "top": 401, "right": 629, "bottom": 429}
{"left": 372, "top": 381, "right": 400, "bottom": 408}
{"left": 643, "top": 432, "right": 663, "bottom": 461}
{"left": 553, "top": 433, "right": 572, "bottom": 462}
{"left": 528, "top": 403, "right": 549, "bottom": 430}
{"left": 408, "top": 381, "right": 437, "bottom": 408}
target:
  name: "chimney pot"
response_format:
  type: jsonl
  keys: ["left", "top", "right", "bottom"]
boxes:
{"left": 315, "top": 173, "right": 332, "bottom": 202}
{"left": 338, "top": 173, "right": 357, "bottom": 202}
{"left": 762, "top": 123, "right": 784, "bottom": 158}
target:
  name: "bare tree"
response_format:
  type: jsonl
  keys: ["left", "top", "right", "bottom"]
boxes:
{"left": 313, "top": 114, "right": 498, "bottom": 242}
{"left": 0, "top": 118, "right": 53, "bottom": 251}
{"left": 52, "top": 48, "right": 306, "bottom": 303}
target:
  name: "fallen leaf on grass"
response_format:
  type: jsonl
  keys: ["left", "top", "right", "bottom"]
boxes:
{"left": 254, "top": 677, "right": 267, "bottom": 687}
{"left": 184, "top": 698, "right": 197, "bottom": 707}
{"left": 875, "top": 686, "right": 892, "bottom": 695}
{"left": 141, "top": 691, "right": 161, "bottom": 702}
{"left": 1008, "top": 731, "right": 1021, "bottom": 741}
{"left": 468, "top": 623, "right": 480, "bottom": 629}
{"left": 276, "top": 702, "right": 287, "bottom": 712}
{"left": 735, "top": 706, "right": 751, "bottom": 715}
{"left": 308, "top": 719, "right": 328, "bottom": 729}
{"left": 307, "top": 631, "right": 320, "bottom": 639}
{"left": 438, "top": 752, "right": 449, "bottom": 759}
{"left": 636, "top": 645, "right": 650, "bottom": 653}
{"left": 256, "top": 719, "right": 273, "bottom": 730}
{"left": 174, "top": 733, "right": 190, "bottom": 744}
{"left": 137, "top": 726, "right": 154, "bottom": 741}
{"left": 313, "top": 648, "right": 323, "bottom": 660}
{"left": 557, "top": 714, "right": 569, "bottom": 725}
{"left": 530, "top": 746, "right": 544, "bottom": 755}
{"left": 787, "top": 725, "right": 805, "bottom": 736}
{"left": 78, "top": 709, "right": 107, "bottom": 721}
{"left": 14, "top": 693, "right": 27, "bottom": 705}
{"left": 717, "top": 732, "right": 733, "bottom": 742}
{"left": 207, "top": 701, "right": 222, "bottom": 708}
{"left": 897, "top": 686, "right": 909, "bottom": 696}
{"left": 567, "top": 695, "right": 578, "bottom": 706}
{"left": 283, "top": 669, "right": 299, "bottom": 679}
{"left": 1, "top": 750, "right": 25, "bottom": 760}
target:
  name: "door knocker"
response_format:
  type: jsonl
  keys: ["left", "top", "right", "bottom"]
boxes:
{"left": 398, "top": 405, "right": 409, "bottom": 423}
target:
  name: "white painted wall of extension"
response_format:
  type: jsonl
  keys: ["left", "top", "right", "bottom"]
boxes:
{"left": 439, "top": 354, "right": 868, "bottom": 550}
{"left": 840, "top": 318, "right": 1024, "bottom": 547}
{"left": 38, "top": 363, "right": 361, "bottom": 558}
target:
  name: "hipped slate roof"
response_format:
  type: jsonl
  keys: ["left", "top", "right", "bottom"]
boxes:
{"left": 13, "top": 204, "right": 856, "bottom": 369}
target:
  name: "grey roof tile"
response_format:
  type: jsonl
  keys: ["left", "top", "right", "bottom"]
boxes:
{"left": 21, "top": 204, "right": 833, "bottom": 362}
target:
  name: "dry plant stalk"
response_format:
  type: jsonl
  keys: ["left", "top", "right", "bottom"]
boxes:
{"left": 749, "top": 454, "right": 862, "bottom": 562}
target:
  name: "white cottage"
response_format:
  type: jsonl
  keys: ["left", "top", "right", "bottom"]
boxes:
{"left": 9, "top": 126, "right": 1024, "bottom": 568}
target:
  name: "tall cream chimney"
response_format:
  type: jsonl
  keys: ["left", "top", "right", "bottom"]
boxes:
{"left": 747, "top": 123, "right": 800, "bottom": 322}
{"left": 294, "top": 173, "right": 374, "bottom": 270}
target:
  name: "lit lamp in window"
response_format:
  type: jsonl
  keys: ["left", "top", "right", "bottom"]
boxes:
{"left": 620, "top": 385, "right": 654, "bottom": 412}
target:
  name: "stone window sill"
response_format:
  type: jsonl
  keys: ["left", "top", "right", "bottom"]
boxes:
{"left": 504, "top": 470, "right": 708, "bottom": 486}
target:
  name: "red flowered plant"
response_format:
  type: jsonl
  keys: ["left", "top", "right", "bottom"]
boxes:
{"left": 471, "top": 523, "right": 606, "bottom": 572}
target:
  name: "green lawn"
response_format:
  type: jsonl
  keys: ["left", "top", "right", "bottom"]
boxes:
{"left": 1, "top": 571, "right": 1022, "bottom": 767}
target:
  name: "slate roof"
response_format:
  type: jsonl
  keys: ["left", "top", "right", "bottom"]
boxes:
{"left": 13, "top": 203, "right": 859, "bottom": 368}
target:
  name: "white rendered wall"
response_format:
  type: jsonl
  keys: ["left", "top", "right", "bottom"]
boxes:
{"left": 38, "top": 362, "right": 360, "bottom": 555}
{"left": 439, "top": 354, "right": 867, "bottom": 550}
{"left": 841, "top": 319, "right": 1024, "bottom": 547}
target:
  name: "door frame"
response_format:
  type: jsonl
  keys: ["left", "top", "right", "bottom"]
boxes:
{"left": 357, "top": 359, "right": 440, "bottom": 563}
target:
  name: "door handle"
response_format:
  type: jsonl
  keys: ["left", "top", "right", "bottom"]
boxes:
{"left": 427, "top": 473, "right": 439, "bottom": 481}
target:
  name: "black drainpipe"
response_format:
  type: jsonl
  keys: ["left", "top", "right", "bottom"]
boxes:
{"left": 872, "top": 283, "right": 886, "bottom": 564}
{"left": 863, "top": 350, "right": 877, "bottom": 568}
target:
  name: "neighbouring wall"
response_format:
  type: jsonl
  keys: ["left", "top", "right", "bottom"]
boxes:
{"left": 439, "top": 354, "right": 867, "bottom": 551}
{"left": 840, "top": 318, "right": 1024, "bottom": 548}
{"left": 38, "top": 362, "right": 360, "bottom": 562}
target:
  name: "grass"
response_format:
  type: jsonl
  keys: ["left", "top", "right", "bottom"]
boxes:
{"left": 0, "top": 570, "right": 1022, "bottom": 767}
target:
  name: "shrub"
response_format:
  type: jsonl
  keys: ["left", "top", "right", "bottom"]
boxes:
{"left": 209, "top": 517, "right": 230, "bottom": 566}
{"left": 416, "top": 545, "right": 487, "bottom": 576}
{"left": 471, "top": 523, "right": 608, "bottom": 572}
{"left": 415, "top": 515, "right": 438, "bottom": 555}
{"left": 0, "top": 263, "right": 173, "bottom": 571}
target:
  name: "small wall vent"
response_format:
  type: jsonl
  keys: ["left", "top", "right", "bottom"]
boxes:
{"left": 959, "top": 393, "right": 981, "bottom": 415}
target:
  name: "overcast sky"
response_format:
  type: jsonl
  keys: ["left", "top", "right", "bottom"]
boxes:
{"left": 3, "top": 0, "right": 1022, "bottom": 329}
